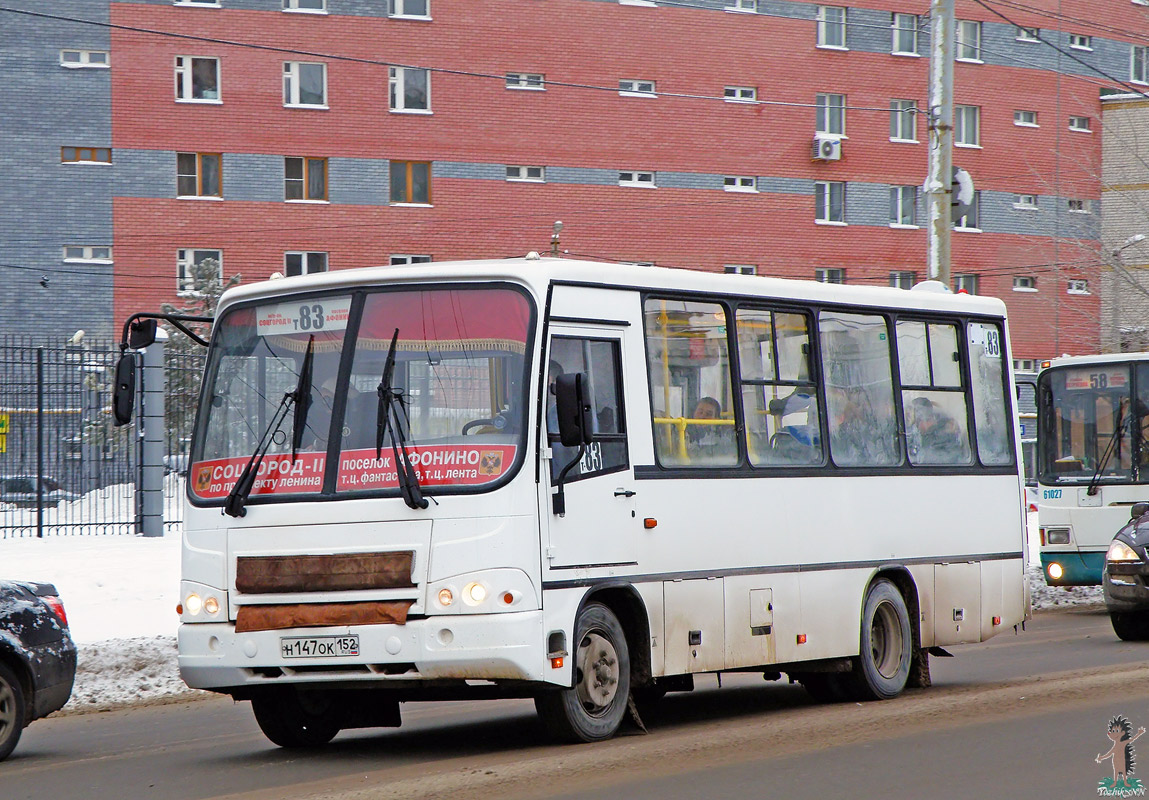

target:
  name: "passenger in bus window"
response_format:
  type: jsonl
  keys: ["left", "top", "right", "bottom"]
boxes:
{"left": 909, "top": 397, "right": 965, "bottom": 464}
{"left": 688, "top": 396, "right": 736, "bottom": 462}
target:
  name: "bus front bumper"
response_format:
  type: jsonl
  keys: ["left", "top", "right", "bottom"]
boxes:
{"left": 1040, "top": 551, "right": 1105, "bottom": 586}
{"left": 178, "top": 610, "right": 551, "bottom": 691}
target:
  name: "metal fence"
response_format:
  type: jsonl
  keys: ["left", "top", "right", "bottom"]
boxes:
{"left": 0, "top": 336, "right": 205, "bottom": 538}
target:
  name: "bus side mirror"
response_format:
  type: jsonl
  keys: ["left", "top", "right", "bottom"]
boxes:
{"left": 112, "top": 353, "right": 136, "bottom": 426}
{"left": 1133, "top": 502, "right": 1149, "bottom": 520}
{"left": 129, "top": 319, "right": 158, "bottom": 350}
{"left": 555, "top": 373, "right": 593, "bottom": 447}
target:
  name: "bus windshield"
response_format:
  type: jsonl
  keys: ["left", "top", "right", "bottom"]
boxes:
{"left": 190, "top": 285, "right": 534, "bottom": 502}
{"left": 1038, "top": 364, "right": 1148, "bottom": 485}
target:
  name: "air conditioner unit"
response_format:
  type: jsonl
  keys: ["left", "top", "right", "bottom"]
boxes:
{"left": 812, "top": 136, "right": 842, "bottom": 161}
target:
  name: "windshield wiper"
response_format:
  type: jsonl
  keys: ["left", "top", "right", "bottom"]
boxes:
{"left": 225, "top": 336, "right": 315, "bottom": 518}
{"left": 1087, "top": 400, "right": 1127, "bottom": 496}
{"left": 376, "top": 329, "right": 429, "bottom": 510}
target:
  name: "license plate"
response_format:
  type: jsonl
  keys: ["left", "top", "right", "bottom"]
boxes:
{"left": 280, "top": 635, "right": 360, "bottom": 659}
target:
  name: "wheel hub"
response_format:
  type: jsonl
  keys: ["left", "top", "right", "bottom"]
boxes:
{"left": 577, "top": 632, "right": 619, "bottom": 713}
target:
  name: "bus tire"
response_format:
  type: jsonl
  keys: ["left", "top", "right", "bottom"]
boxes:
{"left": 0, "top": 661, "right": 26, "bottom": 763}
{"left": 849, "top": 578, "right": 912, "bottom": 701}
{"left": 535, "top": 602, "right": 630, "bottom": 743}
{"left": 251, "top": 689, "right": 342, "bottom": 748}
{"left": 1110, "top": 612, "right": 1149, "bottom": 641}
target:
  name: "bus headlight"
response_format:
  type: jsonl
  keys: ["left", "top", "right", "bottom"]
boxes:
{"left": 1042, "top": 527, "right": 1071, "bottom": 546}
{"left": 429, "top": 569, "right": 536, "bottom": 614}
{"left": 180, "top": 581, "right": 227, "bottom": 622}
{"left": 1107, "top": 540, "right": 1141, "bottom": 563}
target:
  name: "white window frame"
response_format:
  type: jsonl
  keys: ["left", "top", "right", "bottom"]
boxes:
{"left": 726, "top": 0, "right": 757, "bottom": 11}
{"left": 1068, "top": 115, "right": 1092, "bottom": 132}
{"left": 1069, "top": 33, "right": 1092, "bottom": 51}
{"left": 619, "top": 170, "right": 656, "bottom": 188}
{"left": 1013, "top": 109, "right": 1038, "bottom": 127}
{"left": 1014, "top": 358, "right": 1036, "bottom": 372}
{"left": 1012, "top": 276, "right": 1037, "bottom": 292}
{"left": 390, "top": 254, "right": 433, "bottom": 265}
{"left": 953, "top": 273, "right": 979, "bottom": 294}
{"left": 954, "top": 192, "right": 981, "bottom": 231}
{"left": 174, "top": 0, "right": 221, "bottom": 6}
{"left": 955, "top": 105, "right": 980, "bottom": 147}
{"left": 284, "top": 251, "right": 328, "bottom": 277}
{"left": 283, "top": 0, "right": 325, "bottom": 11}
{"left": 815, "top": 267, "right": 845, "bottom": 284}
{"left": 506, "top": 73, "right": 545, "bottom": 90}
{"left": 1016, "top": 26, "right": 1039, "bottom": 42}
{"left": 283, "top": 61, "right": 327, "bottom": 108}
{"left": 816, "top": 6, "right": 847, "bottom": 49}
{"left": 1134, "top": 46, "right": 1149, "bottom": 85}
{"left": 389, "top": 66, "right": 431, "bottom": 113}
{"left": 889, "top": 271, "right": 916, "bottom": 289}
{"left": 388, "top": 0, "right": 430, "bottom": 18}
{"left": 890, "top": 99, "right": 917, "bottom": 142}
{"left": 956, "top": 20, "right": 982, "bottom": 62}
{"left": 724, "top": 264, "right": 757, "bottom": 274}
{"left": 506, "top": 165, "right": 545, "bottom": 183}
{"left": 891, "top": 13, "right": 919, "bottom": 56}
{"left": 724, "top": 86, "right": 757, "bottom": 103}
{"left": 60, "top": 50, "right": 109, "bottom": 68}
{"left": 1013, "top": 194, "right": 1038, "bottom": 210}
{"left": 175, "top": 56, "right": 221, "bottom": 103}
{"left": 1068, "top": 198, "right": 1091, "bottom": 213}
{"left": 814, "top": 181, "right": 846, "bottom": 225}
{"left": 816, "top": 93, "right": 846, "bottom": 136}
{"left": 889, "top": 185, "right": 918, "bottom": 227}
{"left": 619, "top": 79, "right": 656, "bottom": 97}
{"left": 176, "top": 248, "right": 222, "bottom": 293}
{"left": 724, "top": 176, "right": 757, "bottom": 193}
{"left": 63, "top": 246, "right": 112, "bottom": 264}
{"left": 1067, "top": 279, "right": 1090, "bottom": 295}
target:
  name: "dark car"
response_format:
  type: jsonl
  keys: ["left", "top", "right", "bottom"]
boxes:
{"left": 0, "top": 580, "right": 77, "bottom": 761}
{"left": 0, "top": 476, "right": 80, "bottom": 509}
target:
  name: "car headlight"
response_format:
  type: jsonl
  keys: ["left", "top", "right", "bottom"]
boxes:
{"left": 1107, "top": 540, "right": 1141, "bottom": 563}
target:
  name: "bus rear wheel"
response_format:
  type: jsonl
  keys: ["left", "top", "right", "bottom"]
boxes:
{"left": 251, "top": 689, "right": 342, "bottom": 748}
{"left": 849, "top": 579, "right": 912, "bottom": 701}
{"left": 535, "top": 602, "right": 630, "bottom": 743}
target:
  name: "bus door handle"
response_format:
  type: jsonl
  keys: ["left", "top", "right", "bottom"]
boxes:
{"left": 614, "top": 489, "right": 636, "bottom": 498}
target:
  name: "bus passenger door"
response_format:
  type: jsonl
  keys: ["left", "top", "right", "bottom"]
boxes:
{"left": 543, "top": 330, "right": 638, "bottom": 568}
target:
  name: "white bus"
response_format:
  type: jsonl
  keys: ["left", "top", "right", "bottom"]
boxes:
{"left": 116, "top": 256, "right": 1028, "bottom": 745}
{"left": 1036, "top": 353, "right": 1149, "bottom": 586}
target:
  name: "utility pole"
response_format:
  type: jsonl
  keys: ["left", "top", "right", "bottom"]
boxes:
{"left": 926, "top": 0, "right": 955, "bottom": 287}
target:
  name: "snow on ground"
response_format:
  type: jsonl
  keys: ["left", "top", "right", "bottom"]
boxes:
{"left": 0, "top": 511, "right": 1104, "bottom": 715}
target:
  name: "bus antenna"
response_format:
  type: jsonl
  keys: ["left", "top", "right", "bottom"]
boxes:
{"left": 550, "top": 220, "right": 563, "bottom": 256}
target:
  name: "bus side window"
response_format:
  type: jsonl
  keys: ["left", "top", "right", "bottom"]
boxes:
{"left": 967, "top": 322, "right": 1012, "bottom": 466}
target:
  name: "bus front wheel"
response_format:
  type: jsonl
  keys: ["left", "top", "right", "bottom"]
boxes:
{"left": 535, "top": 602, "right": 631, "bottom": 743}
{"left": 251, "top": 689, "right": 342, "bottom": 748}
{"left": 850, "top": 579, "right": 912, "bottom": 701}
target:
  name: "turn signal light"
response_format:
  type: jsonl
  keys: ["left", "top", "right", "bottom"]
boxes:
{"left": 551, "top": 657, "right": 564, "bottom": 669}
{"left": 644, "top": 518, "right": 658, "bottom": 529}
{"left": 796, "top": 634, "right": 807, "bottom": 645}
{"left": 992, "top": 616, "right": 1001, "bottom": 626}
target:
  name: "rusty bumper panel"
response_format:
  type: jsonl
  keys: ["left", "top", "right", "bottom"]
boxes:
{"left": 236, "top": 552, "right": 415, "bottom": 593}
{"left": 234, "top": 600, "right": 415, "bottom": 633}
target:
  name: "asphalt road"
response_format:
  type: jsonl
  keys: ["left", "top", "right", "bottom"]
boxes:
{"left": 4, "top": 605, "right": 1149, "bottom": 800}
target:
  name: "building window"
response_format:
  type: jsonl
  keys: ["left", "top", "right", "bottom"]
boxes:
{"left": 176, "top": 0, "right": 221, "bottom": 5}
{"left": 390, "top": 66, "right": 430, "bottom": 111}
{"left": 890, "top": 99, "right": 917, "bottom": 141}
{"left": 727, "top": 0, "right": 756, "bottom": 10}
{"left": 1067, "top": 279, "right": 1090, "bottom": 295}
{"left": 283, "top": 0, "right": 326, "bottom": 10}
{"left": 1014, "top": 109, "right": 1038, "bottom": 127}
{"left": 953, "top": 274, "right": 979, "bottom": 294}
{"left": 1013, "top": 194, "right": 1038, "bottom": 210}
{"left": 1016, "top": 26, "right": 1039, "bottom": 41}
{"left": 815, "top": 267, "right": 845, "bottom": 283}
{"left": 506, "top": 73, "right": 544, "bottom": 90}
{"left": 175, "top": 56, "right": 220, "bottom": 102}
{"left": 283, "top": 61, "right": 326, "bottom": 107}
{"left": 1134, "top": 46, "right": 1149, "bottom": 84}
{"left": 1069, "top": 33, "right": 1092, "bottom": 50}
{"left": 955, "top": 105, "right": 980, "bottom": 146}
{"left": 388, "top": 0, "right": 429, "bottom": 17}
{"left": 954, "top": 191, "right": 980, "bottom": 230}
{"left": 956, "top": 20, "right": 982, "bottom": 61}
{"left": 816, "top": 93, "right": 846, "bottom": 136}
{"left": 817, "top": 6, "right": 847, "bottom": 49}
{"left": 177, "top": 249, "right": 222, "bottom": 293}
{"left": 63, "top": 246, "right": 112, "bottom": 263}
{"left": 285, "top": 251, "right": 328, "bottom": 276}
{"left": 619, "top": 170, "right": 656, "bottom": 188}
{"left": 61, "top": 147, "right": 111, "bottom": 164}
{"left": 1069, "top": 115, "right": 1092, "bottom": 132}
{"left": 815, "top": 181, "right": 845, "bottom": 224}
{"left": 724, "top": 176, "right": 757, "bottom": 193}
{"left": 177, "top": 152, "right": 222, "bottom": 197}
{"left": 390, "top": 254, "right": 432, "bottom": 265}
{"left": 725, "top": 265, "right": 757, "bottom": 275}
{"left": 889, "top": 270, "right": 916, "bottom": 289}
{"left": 506, "top": 165, "right": 545, "bottom": 182}
{"left": 60, "top": 50, "right": 109, "bottom": 68}
{"left": 390, "top": 161, "right": 431, "bottom": 204}
{"left": 284, "top": 157, "right": 327, "bottom": 201}
{"left": 889, "top": 185, "right": 918, "bottom": 226}
{"left": 619, "top": 79, "right": 656, "bottom": 96}
{"left": 891, "top": 13, "right": 919, "bottom": 55}
{"left": 724, "top": 86, "right": 757, "bottom": 103}
{"left": 1068, "top": 198, "right": 1091, "bottom": 213}
{"left": 1014, "top": 358, "right": 1036, "bottom": 371}
{"left": 1013, "top": 276, "right": 1037, "bottom": 292}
